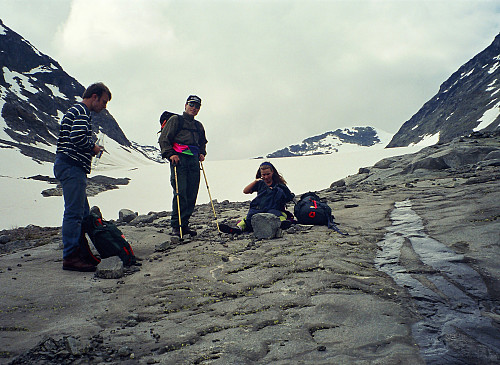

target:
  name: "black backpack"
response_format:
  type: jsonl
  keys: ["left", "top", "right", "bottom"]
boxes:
{"left": 294, "top": 192, "right": 348, "bottom": 235}
{"left": 159, "top": 111, "right": 177, "bottom": 132}
{"left": 78, "top": 228, "right": 101, "bottom": 265}
{"left": 159, "top": 111, "right": 201, "bottom": 137}
{"left": 82, "top": 212, "right": 138, "bottom": 266}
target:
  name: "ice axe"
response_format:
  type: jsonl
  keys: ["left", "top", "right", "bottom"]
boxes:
{"left": 200, "top": 161, "right": 221, "bottom": 234}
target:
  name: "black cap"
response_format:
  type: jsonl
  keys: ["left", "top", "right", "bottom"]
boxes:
{"left": 186, "top": 95, "right": 202, "bottom": 105}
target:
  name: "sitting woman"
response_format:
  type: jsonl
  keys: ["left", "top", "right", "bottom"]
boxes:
{"left": 219, "top": 161, "right": 295, "bottom": 234}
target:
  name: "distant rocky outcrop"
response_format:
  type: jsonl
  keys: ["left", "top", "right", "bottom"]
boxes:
{"left": 387, "top": 33, "right": 500, "bottom": 148}
{"left": 266, "top": 126, "right": 383, "bottom": 158}
{"left": 37, "top": 174, "right": 130, "bottom": 197}
{"left": 335, "top": 130, "right": 500, "bottom": 189}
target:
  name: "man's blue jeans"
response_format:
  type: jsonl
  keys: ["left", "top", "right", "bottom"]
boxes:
{"left": 53, "top": 155, "right": 89, "bottom": 259}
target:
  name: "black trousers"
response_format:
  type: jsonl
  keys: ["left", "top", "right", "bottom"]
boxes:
{"left": 170, "top": 154, "right": 200, "bottom": 228}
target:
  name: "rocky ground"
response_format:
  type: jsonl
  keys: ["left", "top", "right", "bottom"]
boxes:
{"left": 0, "top": 132, "right": 499, "bottom": 365}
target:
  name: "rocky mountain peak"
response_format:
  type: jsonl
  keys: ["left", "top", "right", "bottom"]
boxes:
{"left": 0, "top": 19, "right": 136, "bottom": 164}
{"left": 387, "top": 33, "right": 500, "bottom": 148}
{"left": 265, "top": 126, "right": 387, "bottom": 158}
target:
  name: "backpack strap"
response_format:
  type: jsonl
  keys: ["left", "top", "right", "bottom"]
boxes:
{"left": 159, "top": 111, "right": 187, "bottom": 135}
{"left": 159, "top": 111, "right": 176, "bottom": 133}
{"left": 327, "top": 215, "right": 349, "bottom": 235}
{"left": 175, "top": 115, "right": 203, "bottom": 147}
{"left": 160, "top": 113, "right": 202, "bottom": 146}
{"left": 178, "top": 115, "right": 202, "bottom": 143}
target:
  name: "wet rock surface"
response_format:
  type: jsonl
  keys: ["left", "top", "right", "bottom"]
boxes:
{"left": 376, "top": 200, "right": 500, "bottom": 364}
{"left": 1, "top": 132, "right": 499, "bottom": 364}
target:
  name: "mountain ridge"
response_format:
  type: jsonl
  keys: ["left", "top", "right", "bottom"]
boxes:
{"left": 0, "top": 19, "right": 159, "bottom": 167}
{"left": 264, "top": 126, "right": 393, "bottom": 158}
{"left": 387, "top": 32, "right": 500, "bottom": 147}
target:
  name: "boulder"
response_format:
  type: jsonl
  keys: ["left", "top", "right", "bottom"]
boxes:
{"left": 119, "top": 209, "right": 137, "bottom": 223}
{"left": 65, "top": 336, "right": 83, "bottom": 356}
{"left": 95, "top": 257, "right": 124, "bottom": 279}
{"left": 130, "top": 214, "right": 157, "bottom": 225}
{"left": 251, "top": 213, "right": 282, "bottom": 239}
{"left": 484, "top": 150, "right": 500, "bottom": 161}
{"left": 330, "top": 179, "right": 346, "bottom": 188}
{"left": 407, "top": 155, "right": 450, "bottom": 172}
{"left": 480, "top": 150, "right": 500, "bottom": 167}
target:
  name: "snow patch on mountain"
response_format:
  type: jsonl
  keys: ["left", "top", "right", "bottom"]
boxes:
{"left": 475, "top": 100, "right": 500, "bottom": 131}
{"left": 408, "top": 132, "right": 440, "bottom": 147}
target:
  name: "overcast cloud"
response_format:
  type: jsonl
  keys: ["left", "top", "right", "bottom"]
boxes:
{"left": 1, "top": 0, "right": 499, "bottom": 160}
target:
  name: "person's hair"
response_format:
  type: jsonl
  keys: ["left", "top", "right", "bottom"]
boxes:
{"left": 256, "top": 161, "right": 287, "bottom": 185}
{"left": 82, "top": 82, "right": 112, "bottom": 100}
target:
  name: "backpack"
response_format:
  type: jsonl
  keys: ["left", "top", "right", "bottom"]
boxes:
{"left": 82, "top": 212, "right": 138, "bottom": 266}
{"left": 294, "top": 192, "right": 348, "bottom": 235}
{"left": 158, "top": 111, "right": 201, "bottom": 137}
{"left": 78, "top": 228, "right": 101, "bottom": 265}
{"left": 159, "top": 111, "right": 177, "bottom": 132}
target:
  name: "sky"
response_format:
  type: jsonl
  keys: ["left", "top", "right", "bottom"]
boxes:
{"left": 1, "top": 0, "right": 499, "bottom": 160}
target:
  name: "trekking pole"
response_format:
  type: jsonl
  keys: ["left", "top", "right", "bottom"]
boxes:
{"left": 173, "top": 164, "right": 183, "bottom": 239}
{"left": 200, "top": 161, "right": 221, "bottom": 233}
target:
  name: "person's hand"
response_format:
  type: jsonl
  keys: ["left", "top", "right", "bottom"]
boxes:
{"left": 199, "top": 154, "right": 205, "bottom": 162}
{"left": 92, "top": 144, "right": 104, "bottom": 157}
{"left": 170, "top": 155, "right": 180, "bottom": 165}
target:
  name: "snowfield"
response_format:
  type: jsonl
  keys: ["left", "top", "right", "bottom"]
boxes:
{"left": 0, "top": 142, "right": 426, "bottom": 229}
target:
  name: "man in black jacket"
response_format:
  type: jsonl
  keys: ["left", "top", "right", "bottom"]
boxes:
{"left": 158, "top": 95, "right": 208, "bottom": 237}
{"left": 54, "top": 82, "right": 111, "bottom": 272}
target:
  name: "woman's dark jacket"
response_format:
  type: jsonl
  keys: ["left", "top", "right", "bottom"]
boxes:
{"left": 249, "top": 180, "right": 294, "bottom": 213}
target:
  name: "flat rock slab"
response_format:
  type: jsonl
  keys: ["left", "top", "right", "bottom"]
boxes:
{"left": 1, "top": 134, "right": 499, "bottom": 364}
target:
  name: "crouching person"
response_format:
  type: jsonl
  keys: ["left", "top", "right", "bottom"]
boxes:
{"left": 219, "top": 161, "right": 295, "bottom": 234}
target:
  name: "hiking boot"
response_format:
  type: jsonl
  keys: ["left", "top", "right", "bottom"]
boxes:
{"left": 280, "top": 220, "right": 292, "bottom": 230}
{"left": 63, "top": 252, "right": 97, "bottom": 272}
{"left": 171, "top": 227, "right": 181, "bottom": 237}
{"left": 183, "top": 227, "right": 197, "bottom": 237}
{"left": 219, "top": 223, "right": 242, "bottom": 235}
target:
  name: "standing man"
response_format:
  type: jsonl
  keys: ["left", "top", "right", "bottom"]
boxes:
{"left": 158, "top": 95, "right": 208, "bottom": 237}
{"left": 54, "top": 82, "right": 111, "bottom": 272}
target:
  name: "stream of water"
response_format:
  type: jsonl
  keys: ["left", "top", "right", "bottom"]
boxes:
{"left": 375, "top": 200, "right": 500, "bottom": 364}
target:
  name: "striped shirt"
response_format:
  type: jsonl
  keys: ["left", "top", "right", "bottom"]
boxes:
{"left": 56, "top": 102, "right": 95, "bottom": 174}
